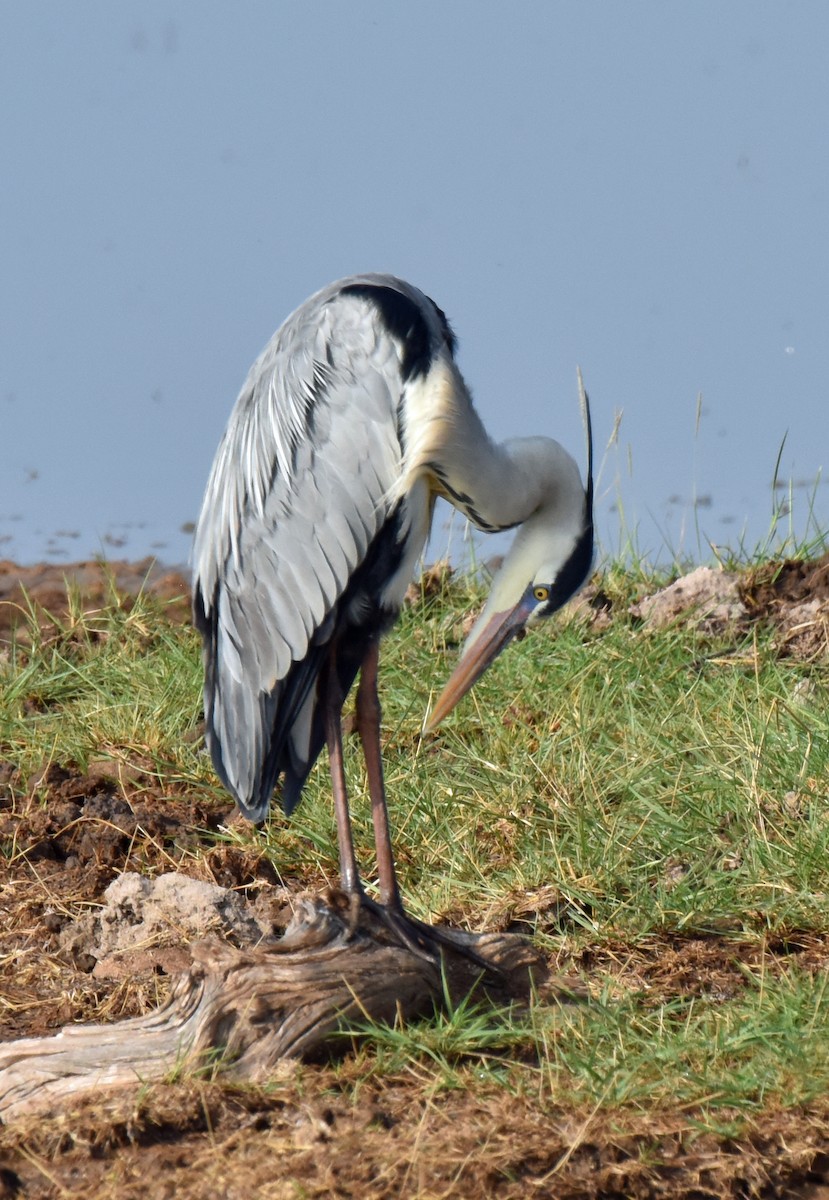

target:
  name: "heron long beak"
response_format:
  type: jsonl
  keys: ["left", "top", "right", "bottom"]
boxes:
{"left": 424, "top": 598, "right": 533, "bottom": 732}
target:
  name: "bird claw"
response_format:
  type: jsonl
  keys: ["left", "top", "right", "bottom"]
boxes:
{"left": 349, "top": 892, "right": 507, "bottom": 981}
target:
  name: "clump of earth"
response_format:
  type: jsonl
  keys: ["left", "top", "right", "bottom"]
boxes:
{"left": 0, "top": 557, "right": 191, "bottom": 646}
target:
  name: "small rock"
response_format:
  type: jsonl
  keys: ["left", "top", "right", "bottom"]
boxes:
{"left": 59, "top": 871, "right": 274, "bottom": 974}
{"left": 629, "top": 567, "right": 746, "bottom": 631}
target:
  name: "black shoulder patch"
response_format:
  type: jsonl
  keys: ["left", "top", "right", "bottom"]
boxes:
{"left": 341, "top": 282, "right": 440, "bottom": 381}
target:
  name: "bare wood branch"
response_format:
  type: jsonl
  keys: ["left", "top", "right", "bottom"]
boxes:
{"left": 0, "top": 892, "right": 559, "bottom": 1122}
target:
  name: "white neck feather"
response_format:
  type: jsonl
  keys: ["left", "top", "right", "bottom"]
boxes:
{"left": 402, "top": 356, "right": 579, "bottom": 509}
{"left": 399, "top": 355, "right": 588, "bottom": 624}
{"left": 477, "top": 439, "right": 586, "bottom": 613}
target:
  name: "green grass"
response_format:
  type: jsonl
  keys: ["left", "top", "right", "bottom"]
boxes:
{"left": 0, "top": 587, "right": 210, "bottom": 796}
{"left": 283, "top": 577, "right": 829, "bottom": 943}
{"left": 1, "top": 558, "right": 828, "bottom": 1133}
{"left": 340, "top": 966, "right": 829, "bottom": 1116}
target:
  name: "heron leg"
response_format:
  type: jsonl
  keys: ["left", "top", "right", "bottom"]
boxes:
{"left": 355, "top": 638, "right": 402, "bottom": 912}
{"left": 324, "top": 648, "right": 362, "bottom": 897}
{"left": 344, "top": 642, "right": 504, "bottom": 980}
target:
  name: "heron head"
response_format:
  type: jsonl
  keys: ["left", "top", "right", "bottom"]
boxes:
{"left": 424, "top": 511, "right": 593, "bottom": 731}
{"left": 425, "top": 374, "right": 594, "bottom": 732}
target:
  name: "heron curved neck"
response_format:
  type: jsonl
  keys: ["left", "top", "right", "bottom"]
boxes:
{"left": 456, "top": 436, "right": 583, "bottom": 533}
{"left": 400, "top": 355, "right": 585, "bottom": 542}
{"left": 434, "top": 430, "right": 588, "bottom": 632}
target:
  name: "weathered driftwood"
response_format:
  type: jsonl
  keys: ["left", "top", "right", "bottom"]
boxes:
{"left": 0, "top": 891, "right": 556, "bottom": 1122}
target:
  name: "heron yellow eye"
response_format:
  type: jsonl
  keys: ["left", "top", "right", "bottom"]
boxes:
{"left": 533, "top": 585, "right": 550, "bottom": 602}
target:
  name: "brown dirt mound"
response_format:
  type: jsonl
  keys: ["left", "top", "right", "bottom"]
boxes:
{"left": 615, "top": 552, "right": 829, "bottom": 659}
{"left": 741, "top": 552, "right": 829, "bottom": 658}
{"left": 0, "top": 557, "right": 190, "bottom": 645}
{"left": 2, "top": 1056, "right": 829, "bottom": 1198}
{"left": 0, "top": 762, "right": 279, "bottom": 1043}
{"left": 741, "top": 553, "right": 829, "bottom": 611}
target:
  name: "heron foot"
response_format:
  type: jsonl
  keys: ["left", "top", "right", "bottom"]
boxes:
{"left": 352, "top": 892, "right": 507, "bottom": 981}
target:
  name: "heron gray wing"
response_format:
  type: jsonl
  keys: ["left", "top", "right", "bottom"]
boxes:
{"left": 192, "top": 289, "right": 406, "bottom": 818}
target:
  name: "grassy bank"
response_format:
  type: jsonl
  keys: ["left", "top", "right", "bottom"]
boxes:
{"left": 1, "top": 558, "right": 828, "bottom": 1195}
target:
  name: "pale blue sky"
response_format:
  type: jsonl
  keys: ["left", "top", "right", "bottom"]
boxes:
{"left": 1, "top": 2, "right": 827, "bottom": 567}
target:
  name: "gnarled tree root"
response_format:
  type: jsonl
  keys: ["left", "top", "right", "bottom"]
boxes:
{"left": 0, "top": 891, "right": 568, "bottom": 1122}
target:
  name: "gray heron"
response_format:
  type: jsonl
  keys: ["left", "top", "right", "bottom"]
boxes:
{"left": 193, "top": 274, "right": 593, "bottom": 951}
